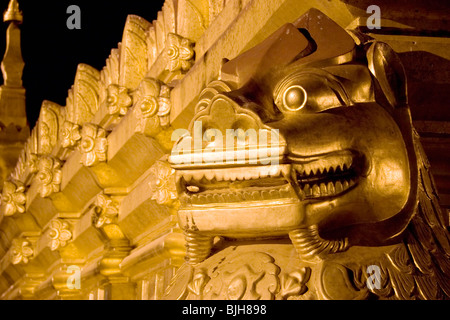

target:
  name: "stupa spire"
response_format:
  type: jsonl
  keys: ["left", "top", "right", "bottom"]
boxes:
{"left": 3, "top": 0, "right": 23, "bottom": 24}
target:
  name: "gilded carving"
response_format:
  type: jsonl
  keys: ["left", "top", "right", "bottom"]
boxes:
{"left": 37, "top": 156, "right": 62, "bottom": 198}
{"left": 79, "top": 123, "right": 108, "bottom": 167}
{"left": 278, "top": 269, "right": 310, "bottom": 300}
{"left": 11, "top": 238, "right": 33, "bottom": 265}
{"left": 69, "top": 64, "right": 101, "bottom": 125}
{"left": 149, "top": 160, "right": 177, "bottom": 207}
{"left": 0, "top": 0, "right": 448, "bottom": 301}
{"left": 38, "top": 101, "right": 62, "bottom": 155}
{"left": 202, "top": 252, "right": 281, "bottom": 300}
{"left": 48, "top": 219, "right": 72, "bottom": 251}
{"left": 92, "top": 193, "right": 119, "bottom": 228}
{"left": 0, "top": 179, "right": 26, "bottom": 216}
{"left": 61, "top": 121, "right": 81, "bottom": 149}
{"left": 135, "top": 78, "right": 172, "bottom": 135}
{"left": 166, "top": 33, "right": 195, "bottom": 73}
{"left": 106, "top": 84, "right": 133, "bottom": 117}
{"left": 119, "top": 15, "right": 151, "bottom": 90}
{"left": 166, "top": 9, "right": 450, "bottom": 300}
{"left": 165, "top": 250, "right": 312, "bottom": 300}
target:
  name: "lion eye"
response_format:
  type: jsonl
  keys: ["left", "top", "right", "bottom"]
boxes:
{"left": 282, "top": 85, "right": 307, "bottom": 111}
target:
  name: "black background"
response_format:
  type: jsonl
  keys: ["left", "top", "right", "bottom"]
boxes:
{"left": 0, "top": 0, "right": 165, "bottom": 128}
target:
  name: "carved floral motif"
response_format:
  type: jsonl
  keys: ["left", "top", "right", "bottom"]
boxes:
{"left": 92, "top": 193, "right": 119, "bottom": 228}
{"left": 278, "top": 268, "right": 311, "bottom": 299}
{"left": 37, "top": 157, "right": 62, "bottom": 198}
{"left": 107, "top": 84, "right": 133, "bottom": 117}
{"left": 79, "top": 123, "right": 108, "bottom": 167}
{"left": 11, "top": 239, "right": 34, "bottom": 265}
{"left": 149, "top": 161, "right": 177, "bottom": 206}
{"left": 164, "top": 248, "right": 312, "bottom": 300}
{"left": 135, "top": 78, "right": 172, "bottom": 134}
{"left": 61, "top": 121, "right": 82, "bottom": 149}
{"left": 1, "top": 180, "right": 26, "bottom": 216}
{"left": 166, "top": 33, "right": 195, "bottom": 73}
{"left": 48, "top": 219, "right": 72, "bottom": 251}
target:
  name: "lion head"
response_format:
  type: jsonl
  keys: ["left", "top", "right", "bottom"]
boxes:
{"left": 166, "top": 9, "right": 449, "bottom": 300}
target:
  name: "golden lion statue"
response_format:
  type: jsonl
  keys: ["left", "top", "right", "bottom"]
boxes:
{"left": 164, "top": 9, "right": 450, "bottom": 300}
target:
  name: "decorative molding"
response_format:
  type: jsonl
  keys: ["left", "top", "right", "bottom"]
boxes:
{"left": 165, "top": 33, "right": 195, "bottom": 73}
{"left": 92, "top": 193, "right": 119, "bottom": 228}
{"left": 48, "top": 219, "right": 73, "bottom": 251}
{"left": 37, "top": 156, "right": 62, "bottom": 198}
{"left": 79, "top": 123, "right": 108, "bottom": 167}
{"left": 0, "top": 179, "right": 26, "bottom": 216}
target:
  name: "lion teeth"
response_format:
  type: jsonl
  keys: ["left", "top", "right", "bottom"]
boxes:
{"left": 244, "top": 171, "right": 253, "bottom": 180}
{"left": 281, "top": 166, "right": 290, "bottom": 178}
{"left": 312, "top": 184, "right": 321, "bottom": 197}
{"left": 192, "top": 172, "right": 204, "bottom": 181}
{"left": 320, "top": 183, "right": 327, "bottom": 195}
{"left": 183, "top": 172, "right": 193, "bottom": 182}
{"left": 183, "top": 183, "right": 294, "bottom": 205}
{"left": 343, "top": 180, "right": 349, "bottom": 189}
{"left": 303, "top": 184, "right": 311, "bottom": 196}
{"left": 327, "top": 181, "right": 335, "bottom": 194}
{"left": 205, "top": 171, "right": 215, "bottom": 181}
{"left": 300, "top": 177, "right": 356, "bottom": 199}
{"left": 179, "top": 165, "right": 290, "bottom": 183}
{"left": 335, "top": 181, "right": 343, "bottom": 193}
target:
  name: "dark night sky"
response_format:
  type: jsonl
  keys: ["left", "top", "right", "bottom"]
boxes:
{"left": 0, "top": 0, "right": 165, "bottom": 128}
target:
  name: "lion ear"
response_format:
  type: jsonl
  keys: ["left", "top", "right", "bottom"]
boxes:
{"left": 366, "top": 41, "right": 408, "bottom": 109}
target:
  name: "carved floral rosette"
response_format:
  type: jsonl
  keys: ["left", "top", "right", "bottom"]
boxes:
{"left": 48, "top": 219, "right": 73, "bottom": 251}
{"left": 79, "top": 123, "right": 108, "bottom": 167}
{"left": 61, "top": 121, "right": 82, "bottom": 149}
{"left": 107, "top": 84, "right": 133, "bottom": 117}
{"left": 37, "top": 157, "right": 62, "bottom": 198}
{"left": 149, "top": 160, "right": 177, "bottom": 207}
{"left": 135, "top": 78, "right": 172, "bottom": 136}
{"left": 92, "top": 193, "right": 119, "bottom": 228}
{"left": 11, "top": 238, "right": 34, "bottom": 265}
{"left": 166, "top": 33, "right": 195, "bottom": 73}
{"left": 1, "top": 180, "right": 26, "bottom": 217}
